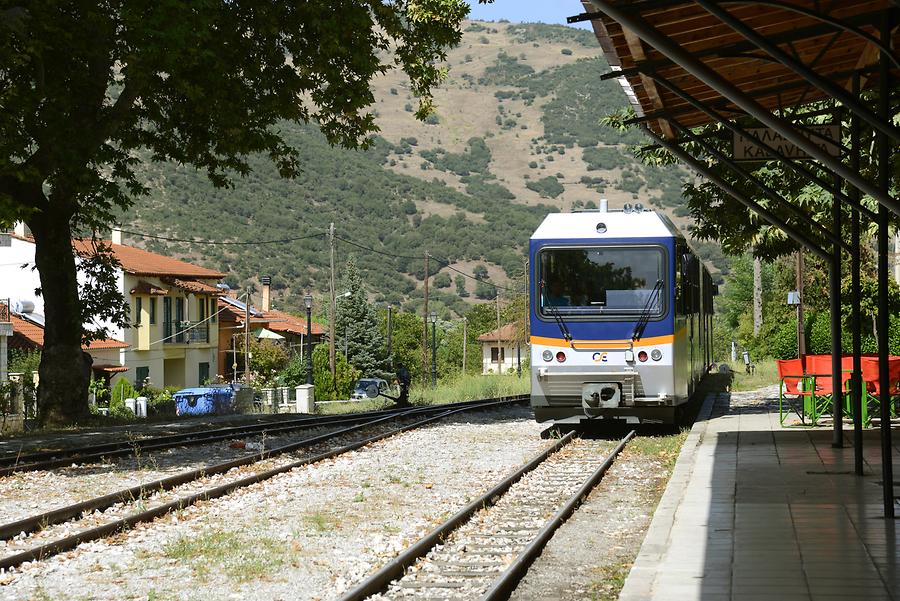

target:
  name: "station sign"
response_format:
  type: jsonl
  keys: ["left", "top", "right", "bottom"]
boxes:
{"left": 732, "top": 124, "right": 841, "bottom": 161}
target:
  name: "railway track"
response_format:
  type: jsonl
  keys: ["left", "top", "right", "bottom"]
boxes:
{"left": 0, "top": 397, "right": 524, "bottom": 572}
{"left": 0, "top": 396, "right": 527, "bottom": 476}
{"left": 340, "top": 429, "right": 635, "bottom": 601}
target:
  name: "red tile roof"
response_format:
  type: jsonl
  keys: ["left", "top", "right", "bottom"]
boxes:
{"left": 71, "top": 238, "right": 225, "bottom": 279}
{"left": 130, "top": 281, "right": 169, "bottom": 296}
{"left": 163, "top": 277, "right": 223, "bottom": 295}
{"left": 262, "top": 309, "right": 325, "bottom": 336}
{"left": 477, "top": 323, "right": 521, "bottom": 343}
{"left": 10, "top": 314, "right": 128, "bottom": 350}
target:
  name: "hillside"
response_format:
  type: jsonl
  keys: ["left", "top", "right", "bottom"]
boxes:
{"left": 123, "top": 21, "right": 716, "bottom": 317}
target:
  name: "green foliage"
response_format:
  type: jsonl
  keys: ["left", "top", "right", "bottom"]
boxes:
{"left": 336, "top": 257, "right": 385, "bottom": 377}
{"left": 526, "top": 176, "right": 564, "bottom": 199}
{"left": 505, "top": 23, "right": 597, "bottom": 48}
{"left": 110, "top": 378, "right": 137, "bottom": 410}
{"left": 769, "top": 318, "right": 801, "bottom": 360}
{"left": 277, "top": 353, "right": 309, "bottom": 387}
{"left": 8, "top": 350, "right": 40, "bottom": 375}
{"left": 421, "top": 137, "right": 492, "bottom": 175}
{"left": 381, "top": 310, "right": 425, "bottom": 383}
{"left": 311, "top": 343, "right": 359, "bottom": 401}
{"left": 433, "top": 272, "right": 452, "bottom": 288}
{"left": 89, "top": 377, "right": 110, "bottom": 406}
{"left": 478, "top": 52, "right": 535, "bottom": 86}
{"left": 248, "top": 339, "right": 290, "bottom": 387}
{"left": 455, "top": 275, "right": 469, "bottom": 297}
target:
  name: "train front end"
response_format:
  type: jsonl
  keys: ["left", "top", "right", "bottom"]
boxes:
{"left": 529, "top": 209, "right": 684, "bottom": 424}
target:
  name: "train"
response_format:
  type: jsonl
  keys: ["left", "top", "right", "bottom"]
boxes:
{"left": 529, "top": 204, "right": 715, "bottom": 425}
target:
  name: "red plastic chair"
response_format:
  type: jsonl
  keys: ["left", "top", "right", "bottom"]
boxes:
{"left": 861, "top": 356, "right": 900, "bottom": 420}
{"left": 777, "top": 358, "right": 818, "bottom": 425}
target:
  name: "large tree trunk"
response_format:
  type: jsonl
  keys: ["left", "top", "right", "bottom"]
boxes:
{"left": 28, "top": 209, "right": 92, "bottom": 426}
{"left": 752, "top": 253, "right": 762, "bottom": 337}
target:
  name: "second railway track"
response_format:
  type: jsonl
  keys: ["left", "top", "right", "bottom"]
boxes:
{"left": 340, "top": 429, "right": 635, "bottom": 601}
{"left": 0, "top": 397, "right": 524, "bottom": 572}
{"left": 0, "top": 397, "right": 528, "bottom": 476}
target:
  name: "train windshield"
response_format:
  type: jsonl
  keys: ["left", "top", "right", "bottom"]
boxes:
{"left": 539, "top": 246, "right": 665, "bottom": 317}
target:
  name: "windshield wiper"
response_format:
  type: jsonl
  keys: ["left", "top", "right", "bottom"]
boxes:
{"left": 547, "top": 305, "right": 573, "bottom": 344}
{"left": 632, "top": 279, "right": 663, "bottom": 341}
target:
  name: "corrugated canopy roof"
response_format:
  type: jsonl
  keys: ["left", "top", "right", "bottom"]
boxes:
{"left": 580, "top": 0, "right": 899, "bottom": 138}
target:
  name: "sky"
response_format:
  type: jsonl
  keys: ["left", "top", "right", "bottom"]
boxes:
{"left": 465, "top": 0, "right": 591, "bottom": 29}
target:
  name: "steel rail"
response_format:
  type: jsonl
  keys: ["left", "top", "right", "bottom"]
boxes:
{"left": 480, "top": 430, "right": 636, "bottom": 600}
{"left": 337, "top": 430, "right": 579, "bottom": 601}
{"left": 0, "top": 398, "right": 520, "bottom": 570}
{"left": 0, "top": 396, "right": 526, "bottom": 475}
{"left": 338, "top": 430, "right": 636, "bottom": 601}
{"left": 0, "top": 397, "right": 525, "bottom": 542}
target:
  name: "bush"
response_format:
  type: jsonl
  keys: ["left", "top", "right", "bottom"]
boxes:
{"left": 110, "top": 378, "right": 137, "bottom": 410}
{"left": 277, "top": 353, "right": 309, "bottom": 387}
{"left": 109, "top": 403, "right": 135, "bottom": 420}
{"left": 769, "top": 319, "right": 799, "bottom": 360}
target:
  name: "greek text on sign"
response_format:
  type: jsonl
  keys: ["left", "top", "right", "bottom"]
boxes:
{"left": 733, "top": 125, "right": 841, "bottom": 161}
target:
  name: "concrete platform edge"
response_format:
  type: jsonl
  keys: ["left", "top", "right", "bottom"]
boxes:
{"left": 618, "top": 391, "right": 719, "bottom": 601}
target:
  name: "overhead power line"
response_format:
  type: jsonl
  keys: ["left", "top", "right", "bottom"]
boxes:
{"left": 117, "top": 228, "right": 326, "bottom": 245}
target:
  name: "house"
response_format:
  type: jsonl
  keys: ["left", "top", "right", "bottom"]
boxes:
{"left": 216, "top": 278, "right": 325, "bottom": 381}
{"left": 6, "top": 309, "right": 130, "bottom": 380}
{"left": 0, "top": 224, "right": 224, "bottom": 389}
{"left": 477, "top": 323, "right": 524, "bottom": 375}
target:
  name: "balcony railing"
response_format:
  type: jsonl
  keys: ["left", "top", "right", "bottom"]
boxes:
{"left": 163, "top": 321, "right": 209, "bottom": 344}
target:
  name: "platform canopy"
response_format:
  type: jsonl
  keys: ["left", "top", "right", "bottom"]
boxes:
{"left": 579, "top": 0, "right": 899, "bottom": 140}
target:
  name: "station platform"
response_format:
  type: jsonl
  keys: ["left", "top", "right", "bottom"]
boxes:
{"left": 619, "top": 386, "right": 899, "bottom": 601}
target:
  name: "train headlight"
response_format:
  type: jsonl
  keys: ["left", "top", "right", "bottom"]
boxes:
{"left": 542, "top": 350, "right": 553, "bottom": 362}
{"left": 651, "top": 349, "right": 662, "bottom": 361}
{"left": 555, "top": 351, "right": 567, "bottom": 363}
{"left": 638, "top": 350, "right": 648, "bottom": 362}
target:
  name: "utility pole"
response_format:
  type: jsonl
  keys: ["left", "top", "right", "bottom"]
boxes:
{"left": 329, "top": 222, "right": 336, "bottom": 379}
{"left": 753, "top": 251, "right": 762, "bottom": 337}
{"left": 422, "top": 252, "right": 429, "bottom": 383}
{"left": 244, "top": 288, "right": 251, "bottom": 382}
{"left": 462, "top": 316, "right": 467, "bottom": 375}
{"left": 496, "top": 289, "right": 501, "bottom": 372}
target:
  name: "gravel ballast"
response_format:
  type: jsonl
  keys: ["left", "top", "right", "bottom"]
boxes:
{"left": 1, "top": 406, "right": 548, "bottom": 600}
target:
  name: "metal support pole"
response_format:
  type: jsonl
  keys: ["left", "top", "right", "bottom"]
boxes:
{"left": 305, "top": 302, "right": 313, "bottom": 386}
{"left": 431, "top": 319, "right": 437, "bottom": 388}
{"left": 386, "top": 305, "right": 393, "bottom": 370}
{"left": 876, "top": 13, "right": 895, "bottom": 519}
{"left": 851, "top": 73, "right": 864, "bottom": 476}
{"left": 462, "top": 317, "right": 468, "bottom": 375}
{"left": 830, "top": 185, "right": 843, "bottom": 448}
{"left": 640, "top": 125, "right": 831, "bottom": 261}
{"left": 586, "top": 0, "right": 900, "bottom": 215}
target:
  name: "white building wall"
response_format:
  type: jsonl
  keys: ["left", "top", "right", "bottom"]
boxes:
{"left": 0, "top": 238, "right": 42, "bottom": 312}
{"left": 480, "top": 343, "right": 519, "bottom": 375}
{"left": 1, "top": 239, "right": 221, "bottom": 393}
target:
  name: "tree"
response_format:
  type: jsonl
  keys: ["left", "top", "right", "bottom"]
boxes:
{"left": 0, "top": 0, "right": 486, "bottom": 425}
{"left": 312, "top": 343, "right": 359, "bottom": 401}
{"left": 433, "top": 272, "right": 452, "bottom": 288}
{"left": 455, "top": 274, "right": 469, "bottom": 297}
{"left": 336, "top": 257, "right": 384, "bottom": 377}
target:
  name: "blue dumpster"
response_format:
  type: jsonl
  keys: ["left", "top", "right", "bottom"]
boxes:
{"left": 174, "top": 386, "right": 235, "bottom": 416}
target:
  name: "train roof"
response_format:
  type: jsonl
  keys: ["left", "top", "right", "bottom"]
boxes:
{"left": 530, "top": 210, "right": 682, "bottom": 241}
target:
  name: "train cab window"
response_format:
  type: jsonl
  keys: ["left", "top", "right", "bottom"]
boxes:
{"left": 538, "top": 246, "right": 665, "bottom": 318}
